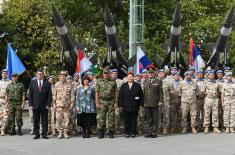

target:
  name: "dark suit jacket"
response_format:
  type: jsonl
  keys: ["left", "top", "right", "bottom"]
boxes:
{"left": 28, "top": 79, "right": 52, "bottom": 110}
{"left": 118, "top": 82, "right": 144, "bottom": 112}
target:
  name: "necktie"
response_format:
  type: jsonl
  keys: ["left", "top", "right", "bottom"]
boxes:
{"left": 39, "top": 81, "right": 42, "bottom": 92}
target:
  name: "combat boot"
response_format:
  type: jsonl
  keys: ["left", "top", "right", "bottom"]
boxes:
{"left": 57, "top": 130, "right": 63, "bottom": 139}
{"left": 225, "top": 128, "right": 230, "bottom": 133}
{"left": 52, "top": 128, "right": 56, "bottom": 136}
{"left": 192, "top": 127, "right": 197, "bottom": 134}
{"left": 64, "top": 131, "right": 70, "bottom": 139}
{"left": 182, "top": 128, "right": 187, "bottom": 134}
{"left": 1, "top": 129, "right": 5, "bottom": 136}
{"left": 98, "top": 130, "right": 104, "bottom": 139}
{"left": 10, "top": 128, "right": 16, "bottom": 136}
{"left": 213, "top": 127, "right": 222, "bottom": 133}
{"left": 204, "top": 127, "right": 209, "bottom": 134}
{"left": 17, "top": 127, "right": 22, "bottom": 136}
{"left": 109, "top": 130, "right": 114, "bottom": 138}
{"left": 230, "top": 128, "right": 235, "bottom": 133}
{"left": 163, "top": 128, "right": 168, "bottom": 135}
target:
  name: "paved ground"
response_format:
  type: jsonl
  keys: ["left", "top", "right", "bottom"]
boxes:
{"left": 0, "top": 113, "right": 235, "bottom": 155}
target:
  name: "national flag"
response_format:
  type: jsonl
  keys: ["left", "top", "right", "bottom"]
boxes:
{"left": 189, "top": 38, "right": 195, "bottom": 66}
{"left": 76, "top": 48, "right": 92, "bottom": 75}
{"left": 6, "top": 43, "right": 26, "bottom": 79}
{"left": 190, "top": 38, "right": 205, "bottom": 71}
{"left": 136, "top": 46, "right": 152, "bottom": 75}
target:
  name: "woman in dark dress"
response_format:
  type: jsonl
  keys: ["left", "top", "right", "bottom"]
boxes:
{"left": 118, "top": 73, "right": 144, "bottom": 137}
{"left": 76, "top": 76, "right": 96, "bottom": 138}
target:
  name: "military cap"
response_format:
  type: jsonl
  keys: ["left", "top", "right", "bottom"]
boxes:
{"left": 171, "top": 67, "right": 178, "bottom": 71}
{"left": 184, "top": 71, "right": 190, "bottom": 76}
{"left": 159, "top": 69, "right": 165, "bottom": 73}
{"left": 73, "top": 73, "right": 79, "bottom": 77}
{"left": 103, "top": 66, "right": 110, "bottom": 74}
{"left": 188, "top": 66, "right": 195, "bottom": 71}
{"left": 197, "top": 70, "right": 204, "bottom": 74}
{"left": 60, "top": 70, "right": 68, "bottom": 75}
{"left": 224, "top": 66, "right": 231, "bottom": 71}
{"left": 86, "top": 71, "right": 93, "bottom": 76}
{"left": 48, "top": 76, "right": 55, "bottom": 80}
{"left": 142, "top": 69, "right": 147, "bottom": 73}
{"left": 128, "top": 67, "right": 133, "bottom": 72}
{"left": 225, "top": 71, "right": 232, "bottom": 77}
{"left": 208, "top": 70, "right": 215, "bottom": 75}
{"left": 12, "top": 73, "right": 18, "bottom": 77}
{"left": 173, "top": 71, "right": 180, "bottom": 76}
{"left": 1, "top": 69, "right": 7, "bottom": 74}
{"left": 216, "top": 70, "right": 223, "bottom": 74}
{"left": 111, "top": 69, "right": 118, "bottom": 73}
{"left": 66, "top": 75, "right": 72, "bottom": 80}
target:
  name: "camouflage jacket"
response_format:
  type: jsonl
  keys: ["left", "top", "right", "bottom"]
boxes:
{"left": 179, "top": 80, "right": 198, "bottom": 103}
{"left": 95, "top": 78, "right": 117, "bottom": 103}
{"left": 5, "top": 82, "right": 25, "bottom": 102}
{"left": 0, "top": 79, "right": 11, "bottom": 99}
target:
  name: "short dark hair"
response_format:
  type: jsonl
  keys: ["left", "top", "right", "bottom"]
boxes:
{"left": 37, "top": 69, "right": 44, "bottom": 74}
{"left": 81, "top": 76, "right": 91, "bottom": 86}
{"left": 127, "top": 72, "right": 134, "bottom": 77}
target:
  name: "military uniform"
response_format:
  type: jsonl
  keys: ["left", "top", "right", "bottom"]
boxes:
{"left": 196, "top": 78, "right": 205, "bottom": 131}
{"left": 137, "top": 78, "right": 145, "bottom": 134}
{"left": 0, "top": 78, "right": 11, "bottom": 135}
{"left": 114, "top": 78, "right": 123, "bottom": 134}
{"left": 143, "top": 76, "right": 163, "bottom": 137}
{"left": 54, "top": 81, "right": 75, "bottom": 139}
{"left": 203, "top": 79, "right": 221, "bottom": 133}
{"left": 5, "top": 81, "right": 25, "bottom": 134}
{"left": 169, "top": 78, "right": 181, "bottom": 133}
{"left": 221, "top": 80, "right": 235, "bottom": 132}
{"left": 48, "top": 84, "right": 56, "bottom": 135}
{"left": 216, "top": 78, "right": 225, "bottom": 130}
{"left": 179, "top": 79, "right": 198, "bottom": 133}
{"left": 96, "top": 77, "right": 117, "bottom": 138}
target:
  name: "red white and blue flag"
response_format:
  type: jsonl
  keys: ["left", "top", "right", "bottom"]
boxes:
{"left": 136, "top": 46, "right": 152, "bottom": 75}
{"left": 189, "top": 38, "right": 205, "bottom": 71}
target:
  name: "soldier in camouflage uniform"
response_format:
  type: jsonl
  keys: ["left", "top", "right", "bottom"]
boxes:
{"left": 179, "top": 71, "right": 198, "bottom": 134}
{"left": 95, "top": 67, "right": 117, "bottom": 139}
{"left": 143, "top": 68, "right": 163, "bottom": 138}
{"left": 0, "top": 69, "right": 11, "bottom": 136}
{"left": 5, "top": 73, "right": 25, "bottom": 136}
{"left": 110, "top": 69, "right": 123, "bottom": 134}
{"left": 221, "top": 72, "right": 235, "bottom": 133}
{"left": 54, "top": 71, "right": 75, "bottom": 139}
{"left": 48, "top": 76, "right": 56, "bottom": 136}
{"left": 216, "top": 70, "right": 225, "bottom": 131}
{"left": 195, "top": 70, "right": 205, "bottom": 132}
{"left": 135, "top": 74, "right": 145, "bottom": 135}
{"left": 169, "top": 71, "right": 182, "bottom": 133}
{"left": 203, "top": 71, "right": 221, "bottom": 134}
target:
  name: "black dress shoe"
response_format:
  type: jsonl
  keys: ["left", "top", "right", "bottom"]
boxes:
{"left": 125, "top": 134, "right": 130, "bottom": 138}
{"left": 33, "top": 135, "right": 40, "bottom": 139}
{"left": 17, "top": 128, "right": 22, "bottom": 136}
{"left": 109, "top": 131, "right": 114, "bottom": 138}
{"left": 131, "top": 134, "right": 136, "bottom": 138}
{"left": 144, "top": 133, "right": 152, "bottom": 138}
{"left": 42, "top": 135, "right": 48, "bottom": 139}
{"left": 10, "top": 128, "right": 16, "bottom": 136}
{"left": 151, "top": 134, "right": 157, "bottom": 138}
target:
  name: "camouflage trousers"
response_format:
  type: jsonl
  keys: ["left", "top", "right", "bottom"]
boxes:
{"left": 56, "top": 107, "right": 70, "bottom": 132}
{"left": 196, "top": 97, "right": 204, "bottom": 130}
{"left": 158, "top": 106, "right": 163, "bottom": 131}
{"left": 0, "top": 99, "right": 8, "bottom": 132}
{"left": 115, "top": 107, "right": 123, "bottom": 133}
{"left": 137, "top": 107, "right": 145, "bottom": 133}
{"left": 181, "top": 101, "right": 197, "bottom": 128}
{"left": 162, "top": 102, "right": 170, "bottom": 129}
{"left": 68, "top": 108, "right": 77, "bottom": 132}
{"left": 218, "top": 98, "right": 224, "bottom": 129}
{"left": 203, "top": 97, "right": 219, "bottom": 128}
{"left": 29, "top": 108, "right": 34, "bottom": 131}
{"left": 170, "top": 99, "right": 181, "bottom": 131}
{"left": 223, "top": 98, "right": 235, "bottom": 127}
{"left": 97, "top": 102, "right": 115, "bottom": 131}
{"left": 8, "top": 101, "right": 23, "bottom": 129}
{"left": 48, "top": 107, "right": 56, "bottom": 132}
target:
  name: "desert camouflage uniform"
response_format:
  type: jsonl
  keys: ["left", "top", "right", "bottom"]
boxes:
{"left": 162, "top": 77, "right": 171, "bottom": 133}
{"left": 221, "top": 81, "right": 235, "bottom": 127}
{"left": 216, "top": 78, "right": 225, "bottom": 129}
{"left": 54, "top": 81, "right": 75, "bottom": 133}
{"left": 48, "top": 84, "right": 56, "bottom": 134}
{"left": 114, "top": 78, "right": 123, "bottom": 134}
{"left": 0, "top": 79, "right": 11, "bottom": 134}
{"left": 196, "top": 78, "right": 206, "bottom": 131}
{"left": 203, "top": 80, "right": 220, "bottom": 128}
{"left": 179, "top": 80, "right": 198, "bottom": 128}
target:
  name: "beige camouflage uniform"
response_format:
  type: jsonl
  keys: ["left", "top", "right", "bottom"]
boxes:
{"left": 221, "top": 81, "right": 235, "bottom": 128}
{"left": 179, "top": 80, "right": 198, "bottom": 129}
{"left": 115, "top": 78, "right": 123, "bottom": 134}
{"left": 196, "top": 78, "right": 205, "bottom": 131}
{"left": 0, "top": 79, "right": 11, "bottom": 135}
{"left": 54, "top": 81, "right": 75, "bottom": 138}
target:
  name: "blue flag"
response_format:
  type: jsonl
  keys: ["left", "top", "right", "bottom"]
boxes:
{"left": 6, "top": 43, "right": 26, "bottom": 79}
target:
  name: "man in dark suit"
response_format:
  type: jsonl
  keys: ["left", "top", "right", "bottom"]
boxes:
{"left": 29, "top": 70, "right": 52, "bottom": 139}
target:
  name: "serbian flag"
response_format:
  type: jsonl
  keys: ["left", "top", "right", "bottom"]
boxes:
{"left": 190, "top": 38, "right": 205, "bottom": 71}
{"left": 136, "top": 46, "right": 152, "bottom": 75}
{"left": 76, "top": 48, "right": 92, "bottom": 75}
{"left": 189, "top": 38, "right": 195, "bottom": 66}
